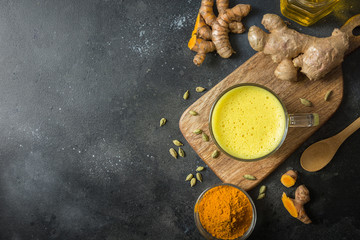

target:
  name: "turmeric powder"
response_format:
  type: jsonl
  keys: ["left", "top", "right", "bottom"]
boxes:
{"left": 195, "top": 185, "right": 253, "bottom": 239}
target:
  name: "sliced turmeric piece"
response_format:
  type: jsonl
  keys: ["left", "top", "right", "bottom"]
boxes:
{"left": 282, "top": 192, "right": 298, "bottom": 218}
{"left": 190, "top": 13, "right": 200, "bottom": 37}
{"left": 281, "top": 170, "right": 297, "bottom": 188}
{"left": 281, "top": 185, "right": 311, "bottom": 224}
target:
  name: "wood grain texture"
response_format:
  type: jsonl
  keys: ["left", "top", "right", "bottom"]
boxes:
{"left": 179, "top": 52, "right": 343, "bottom": 191}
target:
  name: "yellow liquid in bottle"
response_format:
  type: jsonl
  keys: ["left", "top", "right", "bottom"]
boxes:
{"left": 280, "top": 0, "right": 340, "bottom": 26}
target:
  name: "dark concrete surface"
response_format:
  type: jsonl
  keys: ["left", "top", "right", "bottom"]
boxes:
{"left": 0, "top": 0, "right": 359, "bottom": 239}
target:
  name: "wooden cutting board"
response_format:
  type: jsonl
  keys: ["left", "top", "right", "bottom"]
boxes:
{"left": 179, "top": 15, "right": 360, "bottom": 191}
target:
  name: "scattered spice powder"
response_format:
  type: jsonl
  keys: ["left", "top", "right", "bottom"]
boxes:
{"left": 195, "top": 185, "right": 253, "bottom": 239}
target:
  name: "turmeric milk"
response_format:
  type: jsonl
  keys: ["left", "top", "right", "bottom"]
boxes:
{"left": 211, "top": 85, "right": 286, "bottom": 159}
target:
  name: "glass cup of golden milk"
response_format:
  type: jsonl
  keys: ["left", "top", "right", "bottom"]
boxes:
{"left": 209, "top": 83, "right": 319, "bottom": 161}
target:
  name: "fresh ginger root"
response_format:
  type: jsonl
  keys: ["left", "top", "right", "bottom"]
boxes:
{"left": 281, "top": 170, "right": 297, "bottom": 188}
{"left": 188, "top": 0, "right": 251, "bottom": 65}
{"left": 248, "top": 14, "right": 349, "bottom": 81}
{"left": 282, "top": 185, "right": 311, "bottom": 224}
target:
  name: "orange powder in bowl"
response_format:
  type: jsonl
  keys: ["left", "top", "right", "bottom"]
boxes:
{"left": 195, "top": 185, "right": 254, "bottom": 239}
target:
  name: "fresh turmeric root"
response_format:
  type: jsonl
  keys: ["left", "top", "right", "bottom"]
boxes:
{"left": 248, "top": 14, "right": 349, "bottom": 81}
{"left": 188, "top": 0, "right": 251, "bottom": 66}
{"left": 282, "top": 185, "right": 311, "bottom": 224}
{"left": 188, "top": 14, "right": 216, "bottom": 66}
{"left": 188, "top": 35, "right": 216, "bottom": 66}
{"left": 281, "top": 170, "right": 297, "bottom": 188}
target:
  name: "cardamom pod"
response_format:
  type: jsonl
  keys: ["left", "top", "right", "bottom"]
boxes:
{"left": 183, "top": 90, "right": 189, "bottom": 100}
{"left": 160, "top": 118, "right": 167, "bottom": 127}
{"left": 169, "top": 148, "right": 177, "bottom": 159}
{"left": 178, "top": 147, "right": 185, "bottom": 157}
{"left": 324, "top": 90, "right": 332, "bottom": 101}
{"left": 202, "top": 133, "right": 209, "bottom": 142}
{"left": 243, "top": 174, "right": 257, "bottom": 180}
{"left": 189, "top": 110, "right": 198, "bottom": 116}
{"left": 196, "top": 166, "right": 204, "bottom": 172}
{"left": 259, "top": 185, "right": 266, "bottom": 194}
{"left": 196, "top": 173, "right": 203, "bottom": 182}
{"left": 257, "top": 193, "right": 266, "bottom": 200}
{"left": 185, "top": 174, "right": 193, "bottom": 181}
{"left": 196, "top": 87, "right": 206, "bottom": 93}
{"left": 173, "top": 140, "right": 183, "bottom": 146}
{"left": 212, "top": 150, "right": 219, "bottom": 158}
{"left": 300, "top": 98, "right": 312, "bottom": 107}
{"left": 193, "top": 129, "right": 202, "bottom": 135}
{"left": 190, "top": 178, "right": 196, "bottom": 187}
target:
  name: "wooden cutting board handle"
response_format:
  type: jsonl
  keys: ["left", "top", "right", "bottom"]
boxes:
{"left": 341, "top": 14, "right": 360, "bottom": 54}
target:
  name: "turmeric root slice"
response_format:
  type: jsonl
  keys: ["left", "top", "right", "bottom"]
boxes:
{"left": 282, "top": 192, "right": 298, "bottom": 218}
{"left": 280, "top": 169, "right": 298, "bottom": 188}
{"left": 281, "top": 185, "right": 312, "bottom": 224}
{"left": 191, "top": 13, "right": 201, "bottom": 37}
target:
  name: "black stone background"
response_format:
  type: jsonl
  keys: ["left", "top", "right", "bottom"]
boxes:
{"left": 0, "top": 0, "right": 359, "bottom": 239}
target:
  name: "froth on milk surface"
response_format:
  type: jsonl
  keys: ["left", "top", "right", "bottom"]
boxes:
{"left": 211, "top": 86, "right": 286, "bottom": 159}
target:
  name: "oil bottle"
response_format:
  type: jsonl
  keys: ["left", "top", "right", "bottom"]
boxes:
{"left": 280, "top": 0, "right": 340, "bottom": 26}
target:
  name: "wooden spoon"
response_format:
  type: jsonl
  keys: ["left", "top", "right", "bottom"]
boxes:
{"left": 300, "top": 117, "right": 360, "bottom": 172}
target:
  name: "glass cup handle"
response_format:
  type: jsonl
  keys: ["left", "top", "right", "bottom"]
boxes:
{"left": 289, "top": 113, "right": 319, "bottom": 127}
